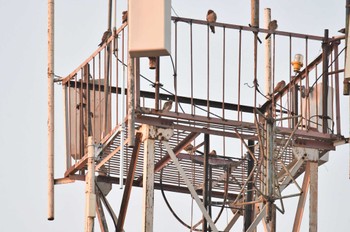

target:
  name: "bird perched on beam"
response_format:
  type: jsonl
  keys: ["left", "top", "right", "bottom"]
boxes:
{"left": 265, "top": 20, "right": 278, "bottom": 39}
{"left": 184, "top": 144, "right": 194, "bottom": 154}
{"left": 98, "top": 29, "right": 112, "bottom": 46}
{"left": 206, "top": 9, "right": 217, "bottom": 33}
{"left": 209, "top": 150, "right": 217, "bottom": 156}
{"left": 122, "top": 11, "right": 128, "bottom": 23}
{"left": 162, "top": 100, "right": 173, "bottom": 112}
{"left": 273, "top": 80, "right": 286, "bottom": 94}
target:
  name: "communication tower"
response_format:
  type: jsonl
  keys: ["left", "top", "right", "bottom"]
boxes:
{"left": 47, "top": 1, "right": 350, "bottom": 231}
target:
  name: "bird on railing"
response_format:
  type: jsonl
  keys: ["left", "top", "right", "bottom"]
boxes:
{"left": 206, "top": 9, "right": 217, "bottom": 34}
{"left": 98, "top": 29, "right": 112, "bottom": 47}
{"left": 162, "top": 100, "right": 173, "bottom": 113}
{"left": 273, "top": 80, "right": 286, "bottom": 94}
{"left": 122, "top": 11, "right": 128, "bottom": 24}
{"left": 265, "top": 20, "right": 278, "bottom": 39}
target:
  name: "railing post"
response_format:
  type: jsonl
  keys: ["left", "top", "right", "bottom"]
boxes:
{"left": 322, "top": 29, "right": 329, "bottom": 133}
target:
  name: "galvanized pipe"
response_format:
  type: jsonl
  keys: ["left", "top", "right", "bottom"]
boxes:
{"left": 47, "top": 0, "right": 55, "bottom": 221}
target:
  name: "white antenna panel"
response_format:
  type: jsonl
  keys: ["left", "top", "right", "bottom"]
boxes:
{"left": 128, "top": 0, "right": 171, "bottom": 57}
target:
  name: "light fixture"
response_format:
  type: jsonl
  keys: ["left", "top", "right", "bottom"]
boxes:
{"left": 291, "top": 54, "right": 304, "bottom": 72}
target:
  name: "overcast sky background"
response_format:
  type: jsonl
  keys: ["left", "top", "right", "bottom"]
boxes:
{"left": 0, "top": 0, "right": 349, "bottom": 231}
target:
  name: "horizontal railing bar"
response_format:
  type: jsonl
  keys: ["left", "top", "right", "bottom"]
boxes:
{"left": 67, "top": 80, "right": 257, "bottom": 114}
{"left": 62, "top": 22, "right": 128, "bottom": 85}
{"left": 171, "top": 16, "right": 325, "bottom": 41}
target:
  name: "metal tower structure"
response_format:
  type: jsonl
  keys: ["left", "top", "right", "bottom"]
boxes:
{"left": 48, "top": 1, "right": 350, "bottom": 231}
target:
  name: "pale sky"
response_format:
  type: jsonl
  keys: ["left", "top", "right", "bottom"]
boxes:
{"left": 0, "top": 0, "right": 349, "bottom": 231}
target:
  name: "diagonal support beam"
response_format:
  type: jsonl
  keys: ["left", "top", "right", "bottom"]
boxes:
{"left": 96, "top": 193, "right": 109, "bottom": 232}
{"left": 136, "top": 131, "right": 199, "bottom": 184}
{"left": 292, "top": 162, "right": 310, "bottom": 232}
{"left": 246, "top": 204, "right": 267, "bottom": 232}
{"left": 95, "top": 139, "right": 128, "bottom": 170}
{"left": 162, "top": 141, "right": 219, "bottom": 232}
{"left": 224, "top": 210, "right": 241, "bottom": 232}
{"left": 116, "top": 133, "right": 142, "bottom": 232}
{"left": 279, "top": 156, "right": 305, "bottom": 192}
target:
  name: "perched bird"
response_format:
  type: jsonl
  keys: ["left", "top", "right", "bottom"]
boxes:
{"left": 149, "top": 57, "right": 157, "bottom": 69}
{"left": 265, "top": 20, "right": 278, "bottom": 39}
{"left": 122, "top": 11, "right": 128, "bottom": 24}
{"left": 206, "top": 9, "right": 217, "bottom": 34}
{"left": 98, "top": 29, "right": 112, "bottom": 46}
{"left": 338, "top": 28, "right": 346, "bottom": 34}
{"left": 209, "top": 150, "right": 217, "bottom": 156}
{"left": 273, "top": 80, "right": 286, "bottom": 94}
{"left": 162, "top": 100, "right": 173, "bottom": 112}
{"left": 184, "top": 144, "right": 194, "bottom": 154}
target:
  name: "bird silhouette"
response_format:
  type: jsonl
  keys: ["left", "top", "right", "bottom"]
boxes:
{"left": 273, "top": 80, "right": 286, "bottom": 94}
{"left": 162, "top": 100, "right": 173, "bottom": 112}
{"left": 338, "top": 28, "right": 346, "bottom": 34}
{"left": 265, "top": 20, "right": 278, "bottom": 39}
{"left": 122, "top": 11, "right": 128, "bottom": 23}
{"left": 184, "top": 144, "right": 194, "bottom": 154}
{"left": 206, "top": 10, "right": 217, "bottom": 33}
{"left": 149, "top": 57, "right": 157, "bottom": 69}
{"left": 98, "top": 29, "right": 112, "bottom": 46}
{"left": 209, "top": 150, "right": 217, "bottom": 156}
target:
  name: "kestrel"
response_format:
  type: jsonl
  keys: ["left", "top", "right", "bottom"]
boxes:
{"left": 209, "top": 149, "right": 217, "bottom": 156}
{"left": 162, "top": 100, "right": 173, "bottom": 112}
{"left": 265, "top": 20, "right": 278, "bottom": 39}
{"left": 122, "top": 11, "right": 128, "bottom": 24}
{"left": 98, "top": 29, "right": 112, "bottom": 46}
{"left": 273, "top": 80, "right": 286, "bottom": 94}
{"left": 206, "top": 10, "right": 217, "bottom": 34}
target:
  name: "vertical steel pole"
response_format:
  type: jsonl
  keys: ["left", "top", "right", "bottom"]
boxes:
{"left": 322, "top": 29, "right": 329, "bottom": 133}
{"left": 244, "top": 140, "right": 255, "bottom": 231}
{"left": 251, "top": 0, "right": 259, "bottom": 109}
{"left": 108, "top": 0, "right": 112, "bottom": 30}
{"left": 309, "top": 161, "right": 318, "bottom": 232}
{"left": 344, "top": 0, "right": 350, "bottom": 95}
{"left": 203, "top": 133, "right": 210, "bottom": 232}
{"left": 143, "top": 127, "right": 155, "bottom": 232}
{"left": 155, "top": 58, "right": 160, "bottom": 111}
{"left": 127, "top": 56, "right": 135, "bottom": 147}
{"left": 264, "top": 8, "right": 272, "bottom": 97}
{"left": 85, "top": 136, "right": 96, "bottom": 232}
{"left": 47, "top": 0, "right": 55, "bottom": 221}
{"left": 264, "top": 8, "right": 275, "bottom": 229}
{"left": 127, "top": 0, "right": 135, "bottom": 147}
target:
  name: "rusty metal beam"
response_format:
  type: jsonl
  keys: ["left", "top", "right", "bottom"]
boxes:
{"left": 292, "top": 162, "right": 310, "bottom": 232}
{"left": 309, "top": 161, "right": 318, "bottom": 232}
{"left": 135, "top": 131, "right": 199, "bottom": 185}
{"left": 96, "top": 193, "right": 109, "bottom": 232}
{"left": 64, "top": 154, "right": 88, "bottom": 177}
{"left": 67, "top": 80, "right": 256, "bottom": 114}
{"left": 62, "top": 23, "right": 128, "bottom": 85}
{"left": 261, "top": 45, "right": 336, "bottom": 113}
{"left": 116, "top": 132, "right": 142, "bottom": 232}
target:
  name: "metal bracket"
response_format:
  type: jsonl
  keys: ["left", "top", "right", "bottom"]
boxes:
{"left": 293, "top": 147, "right": 319, "bottom": 161}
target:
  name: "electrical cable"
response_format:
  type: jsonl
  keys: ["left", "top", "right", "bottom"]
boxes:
{"left": 159, "top": 161, "right": 229, "bottom": 231}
